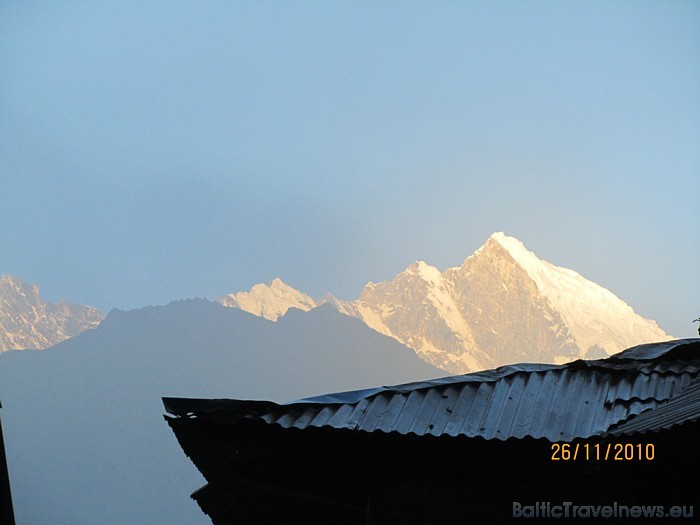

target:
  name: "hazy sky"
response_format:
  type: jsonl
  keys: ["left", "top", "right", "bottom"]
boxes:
{"left": 2, "top": 1, "right": 699, "bottom": 337}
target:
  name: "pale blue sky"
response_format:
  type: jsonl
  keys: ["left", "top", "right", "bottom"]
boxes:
{"left": 2, "top": 1, "right": 698, "bottom": 337}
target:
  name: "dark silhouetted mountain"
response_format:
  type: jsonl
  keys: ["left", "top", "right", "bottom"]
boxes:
{"left": 0, "top": 298, "right": 443, "bottom": 525}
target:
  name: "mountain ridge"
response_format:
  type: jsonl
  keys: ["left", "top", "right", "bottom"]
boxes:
{"left": 2, "top": 233, "right": 672, "bottom": 370}
{"left": 216, "top": 277, "right": 316, "bottom": 321}
{"left": 0, "top": 274, "right": 104, "bottom": 351}
{"left": 0, "top": 297, "right": 443, "bottom": 524}
{"left": 218, "top": 233, "right": 672, "bottom": 373}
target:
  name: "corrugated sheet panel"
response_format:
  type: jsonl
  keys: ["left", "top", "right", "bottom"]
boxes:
{"left": 291, "top": 338, "right": 700, "bottom": 406}
{"left": 606, "top": 377, "right": 700, "bottom": 436}
{"left": 253, "top": 369, "right": 697, "bottom": 441}
{"left": 609, "top": 338, "right": 699, "bottom": 361}
{"left": 164, "top": 339, "right": 700, "bottom": 442}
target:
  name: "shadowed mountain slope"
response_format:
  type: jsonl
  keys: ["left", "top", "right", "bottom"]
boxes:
{"left": 0, "top": 299, "right": 442, "bottom": 525}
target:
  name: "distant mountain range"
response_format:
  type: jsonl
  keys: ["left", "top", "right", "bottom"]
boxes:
{"left": 1, "top": 233, "right": 671, "bottom": 373}
{"left": 0, "top": 233, "right": 674, "bottom": 523}
{"left": 217, "top": 233, "right": 671, "bottom": 373}
{"left": 0, "top": 274, "right": 103, "bottom": 351}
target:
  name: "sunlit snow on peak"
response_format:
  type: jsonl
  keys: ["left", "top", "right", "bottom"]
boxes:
{"left": 405, "top": 261, "right": 443, "bottom": 286}
{"left": 487, "top": 232, "right": 673, "bottom": 352}
{"left": 216, "top": 279, "right": 316, "bottom": 321}
{"left": 212, "top": 232, "right": 672, "bottom": 374}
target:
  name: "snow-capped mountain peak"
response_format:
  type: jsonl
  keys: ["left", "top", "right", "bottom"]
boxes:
{"left": 214, "top": 233, "right": 672, "bottom": 374}
{"left": 487, "top": 232, "right": 669, "bottom": 356}
{"left": 216, "top": 279, "right": 317, "bottom": 321}
{"left": 488, "top": 232, "right": 544, "bottom": 275}
{"left": 0, "top": 274, "right": 104, "bottom": 351}
{"left": 405, "top": 260, "right": 444, "bottom": 286}
{"left": 489, "top": 232, "right": 590, "bottom": 296}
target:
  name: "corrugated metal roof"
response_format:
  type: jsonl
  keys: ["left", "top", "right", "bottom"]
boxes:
{"left": 164, "top": 338, "right": 700, "bottom": 442}
{"left": 254, "top": 369, "right": 696, "bottom": 441}
{"left": 289, "top": 338, "right": 700, "bottom": 405}
{"left": 606, "top": 376, "right": 700, "bottom": 436}
{"left": 607, "top": 339, "right": 698, "bottom": 361}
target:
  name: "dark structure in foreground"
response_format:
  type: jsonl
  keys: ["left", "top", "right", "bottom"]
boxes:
{"left": 0, "top": 402, "right": 15, "bottom": 525}
{"left": 165, "top": 339, "right": 700, "bottom": 524}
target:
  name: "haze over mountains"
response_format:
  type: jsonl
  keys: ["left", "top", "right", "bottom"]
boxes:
{"left": 217, "top": 233, "right": 672, "bottom": 373}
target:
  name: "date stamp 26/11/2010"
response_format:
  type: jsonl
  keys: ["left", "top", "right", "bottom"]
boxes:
{"left": 550, "top": 442, "right": 655, "bottom": 461}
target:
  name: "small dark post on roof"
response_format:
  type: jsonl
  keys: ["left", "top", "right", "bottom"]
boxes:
{"left": 0, "top": 402, "right": 15, "bottom": 525}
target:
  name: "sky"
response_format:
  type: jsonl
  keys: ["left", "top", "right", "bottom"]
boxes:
{"left": 1, "top": 1, "right": 699, "bottom": 338}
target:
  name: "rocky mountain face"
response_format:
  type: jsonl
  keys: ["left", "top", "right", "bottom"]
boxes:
{"left": 216, "top": 277, "right": 317, "bottom": 321}
{"left": 0, "top": 274, "right": 104, "bottom": 351}
{"left": 6, "top": 234, "right": 665, "bottom": 370}
{"left": 221, "top": 233, "right": 672, "bottom": 373}
{"left": 344, "top": 242, "right": 575, "bottom": 373}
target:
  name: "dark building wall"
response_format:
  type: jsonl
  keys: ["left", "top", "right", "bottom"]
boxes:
{"left": 168, "top": 415, "right": 699, "bottom": 525}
